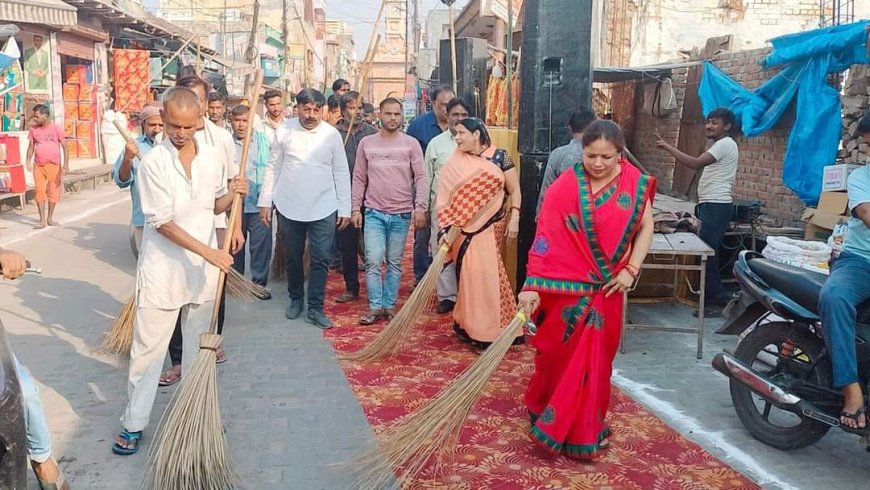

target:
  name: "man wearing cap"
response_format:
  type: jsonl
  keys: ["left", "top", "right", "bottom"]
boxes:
{"left": 113, "top": 103, "right": 164, "bottom": 250}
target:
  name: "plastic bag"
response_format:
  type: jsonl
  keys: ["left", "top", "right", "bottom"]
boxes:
{"left": 828, "top": 222, "right": 849, "bottom": 258}
{"left": 763, "top": 235, "right": 832, "bottom": 275}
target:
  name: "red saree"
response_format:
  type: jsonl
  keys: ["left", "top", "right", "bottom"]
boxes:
{"left": 523, "top": 160, "right": 654, "bottom": 460}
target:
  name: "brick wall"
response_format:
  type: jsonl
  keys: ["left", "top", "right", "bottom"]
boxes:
{"left": 711, "top": 48, "right": 806, "bottom": 226}
{"left": 628, "top": 68, "right": 688, "bottom": 192}
{"left": 626, "top": 48, "right": 805, "bottom": 226}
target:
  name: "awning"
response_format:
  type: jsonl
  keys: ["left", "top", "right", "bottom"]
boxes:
{"left": 0, "top": 0, "right": 77, "bottom": 27}
{"left": 593, "top": 61, "right": 704, "bottom": 83}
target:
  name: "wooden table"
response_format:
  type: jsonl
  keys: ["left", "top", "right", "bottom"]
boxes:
{"left": 620, "top": 232, "right": 715, "bottom": 359}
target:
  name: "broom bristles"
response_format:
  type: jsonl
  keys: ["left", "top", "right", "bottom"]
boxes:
{"left": 143, "top": 332, "right": 237, "bottom": 490}
{"left": 342, "top": 228, "right": 461, "bottom": 363}
{"left": 348, "top": 312, "right": 527, "bottom": 489}
{"left": 225, "top": 268, "right": 270, "bottom": 301}
{"left": 100, "top": 295, "right": 136, "bottom": 357}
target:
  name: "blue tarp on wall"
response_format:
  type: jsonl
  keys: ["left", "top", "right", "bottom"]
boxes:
{"left": 698, "top": 20, "right": 870, "bottom": 204}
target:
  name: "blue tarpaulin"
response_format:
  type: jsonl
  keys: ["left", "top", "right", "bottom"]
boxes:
{"left": 698, "top": 20, "right": 870, "bottom": 204}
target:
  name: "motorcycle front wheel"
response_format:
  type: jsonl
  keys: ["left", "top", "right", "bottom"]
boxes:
{"left": 730, "top": 321, "right": 831, "bottom": 450}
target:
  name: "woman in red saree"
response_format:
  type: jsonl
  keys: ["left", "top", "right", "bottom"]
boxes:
{"left": 436, "top": 118, "right": 522, "bottom": 349}
{"left": 518, "top": 120, "right": 655, "bottom": 460}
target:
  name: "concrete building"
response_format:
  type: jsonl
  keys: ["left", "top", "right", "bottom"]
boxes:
{"left": 366, "top": 0, "right": 411, "bottom": 104}
{"left": 418, "top": 8, "right": 450, "bottom": 86}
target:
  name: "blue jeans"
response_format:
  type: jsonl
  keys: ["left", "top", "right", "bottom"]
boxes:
{"left": 232, "top": 212, "right": 273, "bottom": 286}
{"left": 364, "top": 209, "right": 411, "bottom": 310}
{"left": 819, "top": 250, "right": 870, "bottom": 388}
{"left": 696, "top": 202, "right": 733, "bottom": 304}
{"left": 14, "top": 356, "right": 52, "bottom": 462}
{"left": 413, "top": 227, "right": 432, "bottom": 281}
{"left": 279, "top": 211, "right": 335, "bottom": 312}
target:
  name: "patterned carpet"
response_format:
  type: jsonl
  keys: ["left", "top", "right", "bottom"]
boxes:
{"left": 321, "top": 257, "right": 759, "bottom": 489}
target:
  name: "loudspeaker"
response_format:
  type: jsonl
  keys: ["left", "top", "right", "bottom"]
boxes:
{"left": 439, "top": 37, "right": 489, "bottom": 118}
{"left": 517, "top": 0, "right": 594, "bottom": 154}
{"left": 516, "top": 0, "right": 594, "bottom": 287}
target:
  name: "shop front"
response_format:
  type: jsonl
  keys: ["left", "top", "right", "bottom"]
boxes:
{"left": 56, "top": 31, "right": 101, "bottom": 163}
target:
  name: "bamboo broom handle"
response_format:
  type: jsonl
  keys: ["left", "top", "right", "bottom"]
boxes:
{"left": 343, "top": 35, "right": 382, "bottom": 146}
{"left": 209, "top": 69, "right": 265, "bottom": 331}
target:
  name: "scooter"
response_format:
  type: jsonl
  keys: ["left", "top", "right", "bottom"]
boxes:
{"left": 712, "top": 250, "right": 870, "bottom": 450}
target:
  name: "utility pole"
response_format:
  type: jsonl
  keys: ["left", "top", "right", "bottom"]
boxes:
{"left": 506, "top": 0, "right": 513, "bottom": 129}
{"left": 282, "top": 0, "right": 289, "bottom": 98}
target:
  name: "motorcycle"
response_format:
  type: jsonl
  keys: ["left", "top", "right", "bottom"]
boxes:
{"left": 712, "top": 250, "right": 870, "bottom": 450}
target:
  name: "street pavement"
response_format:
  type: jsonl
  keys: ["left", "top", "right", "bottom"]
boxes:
{"left": 1, "top": 183, "right": 869, "bottom": 489}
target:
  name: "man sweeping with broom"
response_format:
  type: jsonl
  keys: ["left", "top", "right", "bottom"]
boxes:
{"left": 112, "top": 87, "right": 247, "bottom": 456}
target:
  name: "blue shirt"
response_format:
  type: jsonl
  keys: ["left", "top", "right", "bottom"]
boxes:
{"left": 405, "top": 111, "right": 445, "bottom": 154}
{"left": 113, "top": 134, "right": 158, "bottom": 227}
{"left": 233, "top": 130, "right": 271, "bottom": 213}
{"left": 844, "top": 165, "right": 870, "bottom": 263}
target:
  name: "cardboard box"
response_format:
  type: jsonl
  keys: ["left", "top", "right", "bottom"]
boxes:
{"left": 76, "top": 139, "right": 94, "bottom": 158}
{"left": 75, "top": 121, "right": 92, "bottom": 140}
{"left": 77, "top": 103, "right": 94, "bottom": 121}
{"left": 62, "top": 83, "right": 79, "bottom": 102}
{"left": 822, "top": 164, "right": 862, "bottom": 192}
{"left": 802, "top": 207, "right": 849, "bottom": 241}
{"left": 64, "top": 139, "right": 78, "bottom": 159}
{"left": 64, "top": 65, "right": 88, "bottom": 85}
{"left": 818, "top": 191, "right": 849, "bottom": 215}
{"left": 63, "top": 103, "right": 78, "bottom": 122}
{"left": 78, "top": 84, "right": 94, "bottom": 102}
{"left": 63, "top": 119, "right": 76, "bottom": 138}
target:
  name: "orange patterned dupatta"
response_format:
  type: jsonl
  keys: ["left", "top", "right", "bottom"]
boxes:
{"left": 522, "top": 160, "right": 654, "bottom": 459}
{"left": 435, "top": 149, "right": 517, "bottom": 344}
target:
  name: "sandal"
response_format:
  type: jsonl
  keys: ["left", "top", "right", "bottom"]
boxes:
{"left": 37, "top": 471, "right": 69, "bottom": 490}
{"left": 360, "top": 310, "right": 382, "bottom": 325}
{"left": 112, "top": 429, "right": 143, "bottom": 456}
{"left": 158, "top": 366, "right": 181, "bottom": 386}
{"left": 841, "top": 406, "right": 867, "bottom": 429}
{"left": 381, "top": 308, "right": 397, "bottom": 322}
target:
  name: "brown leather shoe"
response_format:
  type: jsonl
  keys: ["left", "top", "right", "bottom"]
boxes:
{"left": 336, "top": 292, "right": 359, "bottom": 304}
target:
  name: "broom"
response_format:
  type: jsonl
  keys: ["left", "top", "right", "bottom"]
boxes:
{"left": 270, "top": 216, "right": 286, "bottom": 280}
{"left": 100, "top": 117, "right": 140, "bottom": 357}
{"left": 350, "top": 310, "right": 528, "bottom": 489}
{"left": 143, "top": 70, "right": 265, "bottom": 490}
{"left": 342, "top": 195, "right": 503, "bottom": 362}
{"left": 342, "top": 226, "right": 460, "bottom": 362}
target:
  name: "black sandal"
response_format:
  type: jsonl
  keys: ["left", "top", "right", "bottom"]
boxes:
{"left": 840, "top": 406, "right": 867, "bottom": 429}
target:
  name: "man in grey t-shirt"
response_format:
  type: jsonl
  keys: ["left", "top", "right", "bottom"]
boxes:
{"left": 657, "top": 108, "right": 738, "bottom": 315}
{"left": 536, "top": 108, "right": 597, "bottom": 216}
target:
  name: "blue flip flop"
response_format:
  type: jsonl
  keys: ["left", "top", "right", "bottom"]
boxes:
{"left": 112, "top": 429, "right": 142, "bottom": 456}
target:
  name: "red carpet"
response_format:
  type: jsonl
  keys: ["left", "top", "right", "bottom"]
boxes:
{"left": 322, "top": 259, "right": 759, "bottom": 489}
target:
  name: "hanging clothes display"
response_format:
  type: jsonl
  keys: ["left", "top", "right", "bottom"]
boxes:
{"left": 112, "top": 49, "right": 149, "bottom": 112}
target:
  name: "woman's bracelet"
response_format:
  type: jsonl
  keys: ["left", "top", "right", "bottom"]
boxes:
{"left": 624, "top": 264, "right": 640, "bottom": 277}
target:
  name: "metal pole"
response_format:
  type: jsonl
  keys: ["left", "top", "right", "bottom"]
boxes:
{"left": 448, "top": 3, "right": 457, "bottom": 94}
{"left": 506, "top": 0, "right": 513, "bottom": 129}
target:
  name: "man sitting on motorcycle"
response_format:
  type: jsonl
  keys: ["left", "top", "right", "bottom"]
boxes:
{"left": 819, "top": 111, "right": 870, "bottom": 430}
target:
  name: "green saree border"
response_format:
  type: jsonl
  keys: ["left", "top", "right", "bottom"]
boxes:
{"left": 529, "top": 424, "right": 612, "bottom": 459}
{"left": 611, "top": 174, "right": 654, "bottom": 263}
{"left": 523, "top": 277, "right": 603, "bottom": 295}
{"left": 573, "top": 163, "right": 614, "bottom": 281}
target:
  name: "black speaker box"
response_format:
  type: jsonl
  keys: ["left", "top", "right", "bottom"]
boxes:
{"left": 439, "top": 37, "right": 489, "bottom": 118}
{"left": 516, "top": 0, "right": 594, "bottom": 287}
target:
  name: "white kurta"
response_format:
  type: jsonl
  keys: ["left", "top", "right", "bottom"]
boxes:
{"left": 197, "top": 118, "right": 237, "bottom": 230}
{"left": 136, "top": 139, "right": 227, "bottom": 309}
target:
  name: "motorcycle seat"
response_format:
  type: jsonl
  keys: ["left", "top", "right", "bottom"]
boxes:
{"left": 747, "top": 257, "right": 827, "bottom": 314}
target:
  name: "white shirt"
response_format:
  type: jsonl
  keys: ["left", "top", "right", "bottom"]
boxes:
{"left": 258, "top": 114, "right": 285, "bottom": 143}
{"left": 137, "top": 140, "right": 227, "bottom": 309}
{"left": 698, "top": 136, "right": 739, "bottom": 204}
{"left": 196, "top": 118, "right": 237, "bottom": 229}
{"left": 258, "top": 117, "right": 351, "bottom": 221}
{"left": 423, "top": 130, "right": 457, "bottom": 212}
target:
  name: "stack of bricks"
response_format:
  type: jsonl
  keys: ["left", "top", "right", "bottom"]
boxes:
{"left": 839, "top": 65, "right": 870, "bottom": 164}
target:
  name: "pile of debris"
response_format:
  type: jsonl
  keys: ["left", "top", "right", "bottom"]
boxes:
{"left": 840, "top": 64, "right": 870, "bottom": 164}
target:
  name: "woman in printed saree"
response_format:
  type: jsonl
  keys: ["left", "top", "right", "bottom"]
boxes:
{"left": 435, "top": 118, "right": 522, "bottom": 349}
{"left": 517, "top": 120, "right": 655, "bottom": 460}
